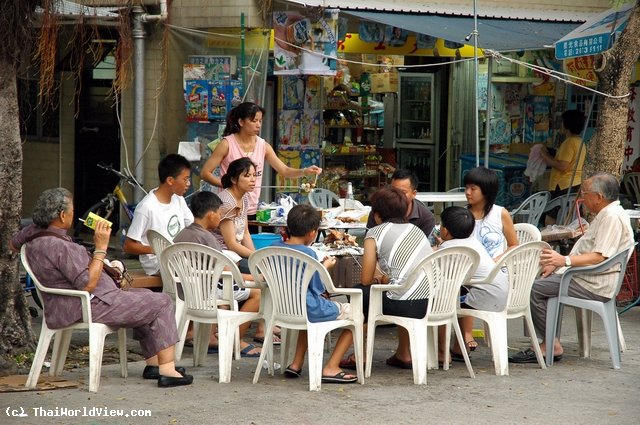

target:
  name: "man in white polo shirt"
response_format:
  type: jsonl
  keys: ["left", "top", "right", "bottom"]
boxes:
{"left": 510, "top": 172, "right": 634, "bottom": 363}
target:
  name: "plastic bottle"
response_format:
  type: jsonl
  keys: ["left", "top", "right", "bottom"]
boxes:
{"left": 346, "top": 182, "right": 354, "bottom": 210}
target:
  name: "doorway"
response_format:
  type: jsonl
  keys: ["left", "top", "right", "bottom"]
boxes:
{"left": 74, "top": 54, "right": 120, "bottom": 228}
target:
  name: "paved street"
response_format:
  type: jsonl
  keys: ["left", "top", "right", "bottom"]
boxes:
{"left": 3, "top": 303, "right": 640, "bottom": 425}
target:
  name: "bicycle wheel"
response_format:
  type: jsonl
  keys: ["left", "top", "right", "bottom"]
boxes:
{"left": 73, "top": 200, "right": 115, "bottom": 239}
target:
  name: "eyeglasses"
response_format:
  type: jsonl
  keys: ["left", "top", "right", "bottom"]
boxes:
{"left": 580, "top": 190, "right": 600, "bottom": 197}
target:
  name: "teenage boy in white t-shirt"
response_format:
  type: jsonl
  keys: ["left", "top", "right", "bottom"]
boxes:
{"left": 123, "top": 154, "right": 194, "bottom": 275}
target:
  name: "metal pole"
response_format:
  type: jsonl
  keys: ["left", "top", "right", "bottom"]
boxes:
{"left": 132, "top": 6, "right": 145, "bottom": 202}
{"left": 484, "top": 57, "right": 492, "bottom": 167}
{"left": 241, "top": 13, "right": 245, "bottom": 90}
{"left": 473, "top": 0, "right": 480, "bottom": 167}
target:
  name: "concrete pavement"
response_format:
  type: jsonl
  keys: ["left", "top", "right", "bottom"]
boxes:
{"left": 3, "top": 302, "right": 640, "bottom": 425}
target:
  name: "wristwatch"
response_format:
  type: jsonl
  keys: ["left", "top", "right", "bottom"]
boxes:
{"left": 565, "top": 256, "right": 572, "bottom": 267}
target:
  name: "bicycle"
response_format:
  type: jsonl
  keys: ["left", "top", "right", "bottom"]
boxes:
{"left": 73, "top": 163, "right": 146, "bottom": 240}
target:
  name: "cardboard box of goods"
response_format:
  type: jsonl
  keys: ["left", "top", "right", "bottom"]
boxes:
{"left": 370, "top": 72, "right": 398, "bottom": 93}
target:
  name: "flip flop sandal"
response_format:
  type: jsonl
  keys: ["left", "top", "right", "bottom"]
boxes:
{"left": 466, "top": 340, "right": 478, "bottom": 351}
{"left": 321, "top": 371, "right": 357, "bottom": 384}
{"left": 254, "top": 333, "right": 282, "bottom": 345}
{"left": 450, "top": 350, "right": 467, "bottom": 363}
{"left": 339, "top": 355, "right": 358, "bottom": 370}
{"left": 284, "top": 366, "right": 302, "bottom": 378}
{"left": 386, "top": 354, "right": 413, "bottom": 369}
{"left": 240, "top": 343, "right": 261, "bottom": 358}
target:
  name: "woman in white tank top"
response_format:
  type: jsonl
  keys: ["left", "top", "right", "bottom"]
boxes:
{"left": 200, "top": 102, "right": 322, "bottom": 218}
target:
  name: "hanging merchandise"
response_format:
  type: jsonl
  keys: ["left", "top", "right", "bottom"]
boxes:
{"left": 416, "top": 34, "right": 437, "bottom": 50}
{"left": 273, "top": 9, "right": 339, "bottom": 75}
{"left": 358, "top": 21, "right": 385, "bottom": 43}
{"left": 278, "top": 110, "right": 302, "bottom": 147}
{"left": 282, "top": 76, "right": 305, "bottom": 110}
{"left": 384, "top": 26, "right": 409, "bottom": 47}
{"left": 523, "top": 96, "right": 552, "bottom": 144}
{"left": 185, "top": 80, "right": 209, "bottom": 122}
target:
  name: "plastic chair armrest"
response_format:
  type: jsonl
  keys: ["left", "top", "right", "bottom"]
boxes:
{"left": 220, "top": 271, "right": 235, "bottom": 303}
{"left": 38, "top": 286, "right": 92, "bottom": 323}
{"left": 369, "top": 283, "right": 403, "bottom": 294}
{"left": 557, "top": 248, "right": 633, "bottom": 296}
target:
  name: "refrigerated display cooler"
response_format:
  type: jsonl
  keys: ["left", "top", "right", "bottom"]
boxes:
{"left": 396, "top": 72, "right": 438, "bottom": 191}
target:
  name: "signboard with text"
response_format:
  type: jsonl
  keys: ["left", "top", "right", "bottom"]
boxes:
{"left": 555, "top": 3, "right": 633, "bottom": 59}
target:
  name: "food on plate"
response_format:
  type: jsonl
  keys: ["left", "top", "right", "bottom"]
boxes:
{"left": 323, "top": 229, "right": 358, "bottom": 248}
{"left": 336, "top": 215, "right": 358, "bottom": 223}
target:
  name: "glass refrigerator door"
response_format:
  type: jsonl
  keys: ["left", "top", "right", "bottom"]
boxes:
{"left": 397, "top": 146, "right": 436, "bottom": 191}
{"left": 398, "top": 73, "right": 434, "bottom": 144}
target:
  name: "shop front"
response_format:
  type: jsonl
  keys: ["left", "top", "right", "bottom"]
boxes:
{"left": 266, "top": 3, "right": 597, "bottom": 205}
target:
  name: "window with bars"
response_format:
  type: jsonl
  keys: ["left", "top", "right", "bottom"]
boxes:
{"left": 570, "top": 90, "right": 599, "bottom": 129}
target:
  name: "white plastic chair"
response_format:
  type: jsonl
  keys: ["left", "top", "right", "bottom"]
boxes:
{"left": 249, "top": 246, "right": 364, "bottom": 391}
{"left": 366, "top": 246, "right": 479, "bottom": 385}
{"left": 543, "top": 192, "right": 579, "bottom": 225}
{"left": 545, "top": 245, "right": 635, "bottom": 369}
{"left": 147, "top": 229, "right": 194, "bottom": 360}
{"left": 514, "top": 223, "right": 542, "bottom": 244}
{"left": 162, "top": 242, "right": 263, "bottom": 382}
{"left": 458, "top": 241, "right": 550, "bottom": 375}
{"left": 146, "top": 230, "right": 175, "bottom": 299}
{"left": 308, "top": 188, "right": 340, "bottom": 209}
{"left": 21, "top": 246, "right": 128, "bottom": 393}
{"left": 622, "top": 172, "right": 640, "bottom": 206}
{"left": 510, "top": 191, "right": 550, "bottom": 225}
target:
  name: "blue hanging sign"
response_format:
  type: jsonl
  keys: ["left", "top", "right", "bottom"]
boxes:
{"left": 555, "top": 3, "right": 634, "bottom": 59}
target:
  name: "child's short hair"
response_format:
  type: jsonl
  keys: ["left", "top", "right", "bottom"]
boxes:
{"left": 158, "top": 154, "right": 191, "bottom": 183}
{"left": 286, "top": 204, "right": 321, "bottom": 237}
{"left": 440, "top": 206, "right": 474, "bottom": 239}
{"left": 189, "top": 191, "right": 222, "bottom": 219}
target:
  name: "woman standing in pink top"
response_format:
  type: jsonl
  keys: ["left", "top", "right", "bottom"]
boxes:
{"left": 200, "top": 102, "right": 322, "bottom": 221}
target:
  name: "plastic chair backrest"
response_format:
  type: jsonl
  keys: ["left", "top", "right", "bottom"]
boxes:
{"left": 249, "top": 246, "right": 335, "bottom": 325}
{"left": 308, "top": 188, "right": 339, "bottom": 209}
{"left": 162, "top": 243, "right": 244, "bottom": 313}
{"left": 510, "top": 191, "right": 550, "bottom": 225}
{"left": 147, "top": 229, "right": 175, "bottom": 296}
{"left": 514, "top": 223, "right": 542, "bottom": 244}
{"left": 623, "top": 172, "right": 640, "bottom": 205}
{"left": 544, "top": 192, "right": 579, "bottom": 225}
{"left": 499, "top": 241, "right": 550, "bottom": 313}
{"left": 401, "top": 246, "right": 479, "bottom": 321}
{"left": 21, "top": 245, "right": 92, "bottom": 324}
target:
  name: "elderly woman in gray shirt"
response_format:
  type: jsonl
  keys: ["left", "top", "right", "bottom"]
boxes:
{"left": 12, "top": 188, "right": 193, "bottom": 388}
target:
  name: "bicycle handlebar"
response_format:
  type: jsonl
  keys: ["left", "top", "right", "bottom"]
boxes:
{"left": 97, "top": 163, "right": 143, "bottom": 189}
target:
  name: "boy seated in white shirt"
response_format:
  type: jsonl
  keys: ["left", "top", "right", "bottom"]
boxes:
{"left": 436, "top": 206, "right": 508, "bottom": 364}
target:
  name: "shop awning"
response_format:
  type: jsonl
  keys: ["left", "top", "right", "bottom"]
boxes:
{"left": 344, "top": 10, "right": 582, "bottom": 52}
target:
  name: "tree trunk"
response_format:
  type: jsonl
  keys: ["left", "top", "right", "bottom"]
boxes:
{"left": 0, "top": 59, "right": 34, "bottom": 376}
{"left": 585, "top": 1, "right": 640, "bottom": 178}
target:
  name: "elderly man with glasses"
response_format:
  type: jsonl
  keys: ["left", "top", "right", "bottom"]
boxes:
{"left": 509, "top": 172, "right": 634, "bottom": 364}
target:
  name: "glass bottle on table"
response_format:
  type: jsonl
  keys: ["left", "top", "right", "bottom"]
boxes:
{"left": 345, "top": 182, "right": 354, "bottom": 210}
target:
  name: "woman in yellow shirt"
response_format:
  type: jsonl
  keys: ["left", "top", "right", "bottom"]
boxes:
{"left": 541, "top": 109, "right": 586, "bottom": 225}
